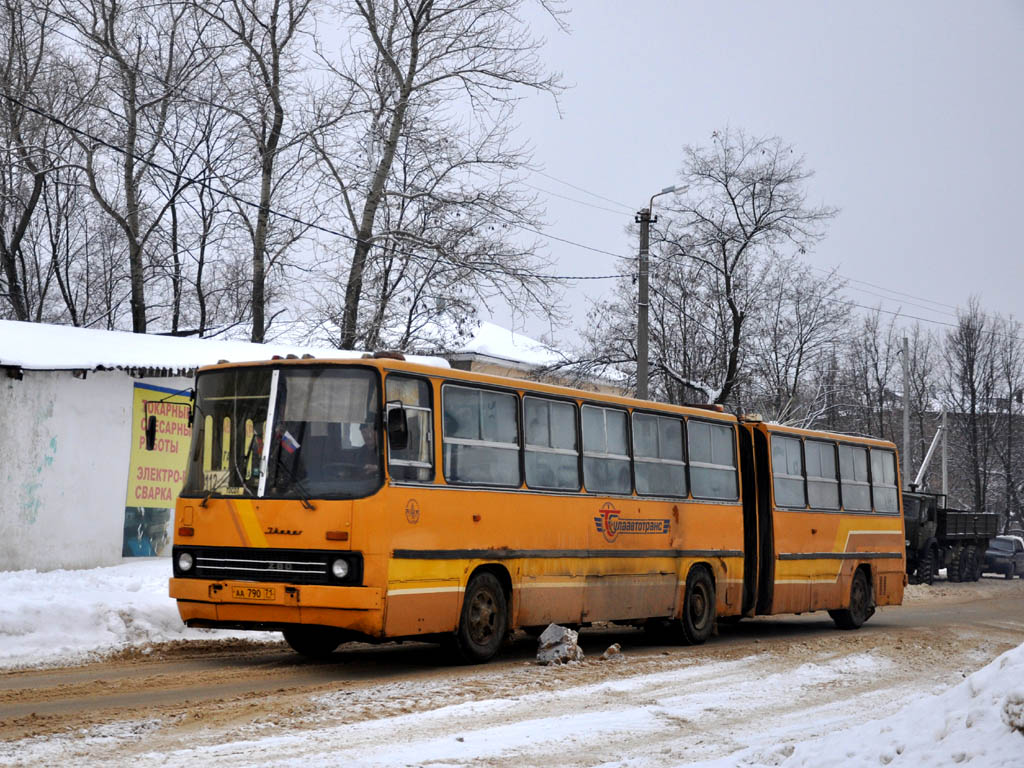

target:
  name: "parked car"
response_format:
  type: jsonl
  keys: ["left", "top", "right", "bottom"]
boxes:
{"left": 983, "top": 536, "right": 1024, "bottom": 579}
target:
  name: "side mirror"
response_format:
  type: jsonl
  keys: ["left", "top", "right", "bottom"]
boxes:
{"left": 386, "top": 402, "right": 409, "bottom": 451}
{"left": 145, "top": 414, "right": 158, "bottom": 450}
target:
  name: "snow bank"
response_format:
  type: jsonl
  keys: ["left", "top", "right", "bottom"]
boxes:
{"left": 698, "top": 642, "right": 1024, "bottom": 768}
{"left": 0, "top": 560, "right": 266, "bottom": 670}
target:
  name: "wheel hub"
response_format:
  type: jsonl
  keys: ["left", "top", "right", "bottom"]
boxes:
{"left": 469, "top": 592, "right": 496, "bottom": 644}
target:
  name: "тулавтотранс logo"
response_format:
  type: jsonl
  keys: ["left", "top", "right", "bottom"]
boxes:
{"left": 594, "top": 502, "right": 670, "bottom": 543}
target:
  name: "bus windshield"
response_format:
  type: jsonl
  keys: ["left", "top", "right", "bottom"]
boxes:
{"left": 183, "top": 366, "right": 382, "bottom": 500}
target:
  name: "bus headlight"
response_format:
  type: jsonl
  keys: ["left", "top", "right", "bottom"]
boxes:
{"left": 177, "top": 551, "right": 194, "bottom": 572}
{"left": 331, "top": 558, "right": 350, "bottom": 579}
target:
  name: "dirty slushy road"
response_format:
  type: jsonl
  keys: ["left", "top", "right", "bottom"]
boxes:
{"left": 1, "top": 579, "right": 1022, "bottom": 766}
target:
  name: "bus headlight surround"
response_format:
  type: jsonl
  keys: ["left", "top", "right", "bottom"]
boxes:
{"left": 177, "top": 551, "right": 194, "bottom": 572}
{"left": 331, "top": 558, "right": 350, "bottom": 579}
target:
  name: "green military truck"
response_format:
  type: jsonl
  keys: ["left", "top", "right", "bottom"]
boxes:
{"left": 903, "top": 491, "right": 999, "bottom": 585}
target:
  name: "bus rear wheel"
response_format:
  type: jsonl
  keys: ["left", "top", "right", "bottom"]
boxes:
{"left": 282, "top": 626, "right": 345, "bottom": 660}
{"left": 453, "top": 572, "right": 507, "bottom": 663}
{"left": 830, "top": 569, "right": 872, "bottom": 630}
{"left": 680, "top": 568, "right": 716, "bottom": 645}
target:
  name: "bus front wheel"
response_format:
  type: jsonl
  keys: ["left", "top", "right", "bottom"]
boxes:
{"left": 681, "top": 567, "right": 716, "bottom": 645}
{"left": 282, "top": 626, "right": 345, "bottom": 660}
{"left": 453, "top": 572, "right": 508, "bottom": 663}
{"left": 830, "top": 569, "right": 873, "bottom": 630}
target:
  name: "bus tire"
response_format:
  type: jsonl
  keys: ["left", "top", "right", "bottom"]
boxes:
{"left": 453, "top": 572, "right": 507, "bottom": 663}
{"left": 282, "top": 626, "right": 344, "bottom": 660}
{"left": 830, "top": 569, "right": 872, "bottom": 630}
{"left": 681, "top": 567, "right": 716, "bottom": 646}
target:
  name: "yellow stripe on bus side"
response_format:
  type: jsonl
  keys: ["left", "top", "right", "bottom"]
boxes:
{"left": 387, "top": 585, "right": 463, "bottom": 596}
{"left": 232, "top": 499, "right": 268, "bottom": 548}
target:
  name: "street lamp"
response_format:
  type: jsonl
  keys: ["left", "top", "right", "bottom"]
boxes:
{"left": 636, "top": 185, "right": 680, "bottom": 400}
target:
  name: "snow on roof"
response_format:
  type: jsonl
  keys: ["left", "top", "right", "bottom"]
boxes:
{"left": 450, "top": 320, "right": 564, "bottom": 368}
{"left": 0, "top": 320, "right": 447, "bottom": 375}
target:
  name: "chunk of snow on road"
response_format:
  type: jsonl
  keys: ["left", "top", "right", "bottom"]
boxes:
{"left": 536, "top": 622, "right": 585, "bottom": 664}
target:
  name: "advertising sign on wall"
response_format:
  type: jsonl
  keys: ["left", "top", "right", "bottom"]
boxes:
{"left": 122, "top": 383, "right": 192, "bottom": 556}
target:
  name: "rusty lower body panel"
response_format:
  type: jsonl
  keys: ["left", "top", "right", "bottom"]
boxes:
{"left": 169, "top": 578, "right": 384, "bottom": 636}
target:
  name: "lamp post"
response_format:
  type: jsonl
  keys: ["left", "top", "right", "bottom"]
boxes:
{"left": 636, "top": 185, "right": 680, "bottom": 400}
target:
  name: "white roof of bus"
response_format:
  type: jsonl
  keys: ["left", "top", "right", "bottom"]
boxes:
{"left": 0, "top": 320, "right": 448, "bottom": 375}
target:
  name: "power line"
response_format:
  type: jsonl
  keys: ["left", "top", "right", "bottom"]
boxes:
{"left": 1, "top": 91, "right": 630, "bottom": 283}
{"left": 831, "top": 282, "right": 960, "bottom": 320}
{"left": 513, "top": 177, "right": 629, "bottom": 215}
{"left": 645, "top": 249, "right": 1024, "bottom": 343}
{"left": 812, "top": 294, "right": 1024, "bottom": 344}
{"left": 809, "top": 265, "right": 960, "bottom": 314}
{"left": 528, "top": 169, "right": 634, "bottom": 212}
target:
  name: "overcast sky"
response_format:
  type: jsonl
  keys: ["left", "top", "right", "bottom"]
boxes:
{"left": 494, "top": 0, "right": 1023, "bottom": 347}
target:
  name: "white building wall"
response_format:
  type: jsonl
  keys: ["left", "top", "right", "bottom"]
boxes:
{"left": 1, "top": 370, "right": 191, "bottom": 571}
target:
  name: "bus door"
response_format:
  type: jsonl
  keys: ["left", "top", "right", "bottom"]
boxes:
{"left": 737, "top": 425, "right": 760, "bottom": 616}
{"left": 751, "top": 427, "right": 775, "bottom": 615}
{"left": 766, "top": 429, "right": 819, "bottom": 614}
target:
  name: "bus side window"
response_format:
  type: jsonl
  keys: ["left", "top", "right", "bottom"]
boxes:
{"left": 688, "top": 420, "right": 738, "bottom": 500}
{"left": 386, "top": 375, "right": 434, "bottom": 483}
{"left": 633, "top": 412, "right": 686, "bottom": 497}
{"left": 581, "top": 405, "right": 631, "bottom": 494}
{"left": 839, "top": 444, "right": 872, "bottom": 511}
{"left": 524, "top": 397, "right": 580, "bottom": 491}
{"left": 806, "top": 440, "right": 839, "bottom": 510}
{"left": 442, "top": 384, "right": 521, "bottom": 486}
{"left": 771, "top": 434, "right": 805, "bottom": 508}
{"left": 871, "top": 449, "right": 898, "bottom": 513}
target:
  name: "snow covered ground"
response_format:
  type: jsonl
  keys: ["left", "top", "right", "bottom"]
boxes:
{"left": 0, "top": 560, "right": 265, "bottom": 670}
{"left": 1, "top": 561, "right": 1022, "bottom": 766}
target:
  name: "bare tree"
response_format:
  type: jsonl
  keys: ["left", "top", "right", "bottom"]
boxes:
{"left": 55, "top": 0, "right": 213, "bottom": 332}
{"left": 994, "top": 315, "right": 1023, "bottom": 528}
{"left": 656, "top": 128, "right": 837, "bottom": 404}
{"left": 313, "top": 0, "right": 565, "bottom": 350}
{"left": 571, "top": 130, "right": 837, "bottom": 406}
{"left": 746, "top": 258, "right": 850, "bottom": 424}
{"left": 195, "top": 0, "right": 317, "bottom": 342}
{"left": 842, "top": 308, "right": 901, "bottom": 440}
{"left": 900, "top": 323, "right": 939, "bottom": 479}
{"left": 942, "top": 297, "right": 999, "bottom": 512}
{"left": 0, "top": 0, "right": 65, "bottom": 321}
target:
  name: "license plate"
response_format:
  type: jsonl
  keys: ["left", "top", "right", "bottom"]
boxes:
{"left": 231, "top": 585, "right": 276, "bottom": 601}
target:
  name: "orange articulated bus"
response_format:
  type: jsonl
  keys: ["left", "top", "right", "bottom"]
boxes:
{"left": 168, "top": 355, "right": 906, "bottom": 662}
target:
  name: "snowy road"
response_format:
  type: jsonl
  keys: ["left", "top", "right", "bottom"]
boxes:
{"left": 1, "top": 574, "right": 1023, "bottom": 766}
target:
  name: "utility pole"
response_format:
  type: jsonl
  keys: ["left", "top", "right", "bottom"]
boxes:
{"left": 903, "top": 336, "right": 910, "bottom": 477}
{"left": 636, "top": 185, "right": 679, "bottom": 401}
{"left": 636, "top": 207, "right": 653, "bottom": 401}
{"left": 942, "top": 408, "right": 948, "bottom": 497}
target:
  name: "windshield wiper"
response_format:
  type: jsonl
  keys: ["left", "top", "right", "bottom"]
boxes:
{"left": 272, "top": 448, "right": 316, "bottom": 511}
{"left": 199, "top": 435, "right": 259, "bottom": 507}
{"left": 199, "top": 472, "right": 232, "bottom": 507}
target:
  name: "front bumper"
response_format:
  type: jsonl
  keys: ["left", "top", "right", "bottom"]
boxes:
{"left": 170, "top": 578, "right": 385, "bottom": 635}
{"left": 170, "top": 577, "right": 382, "bottom": 609}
